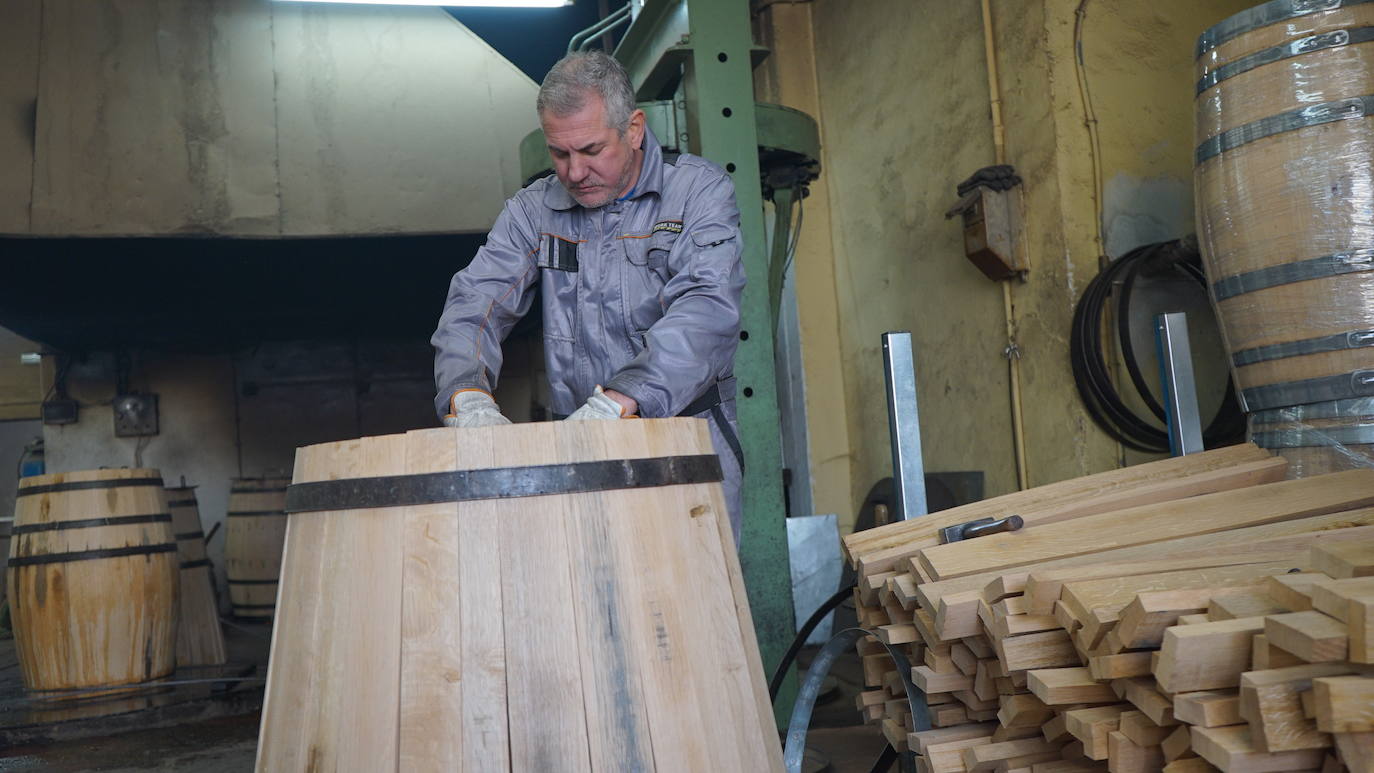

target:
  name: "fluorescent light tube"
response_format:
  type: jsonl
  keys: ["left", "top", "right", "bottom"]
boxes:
{"left": 276, "top": 0, "right": 571, "bottom": 6}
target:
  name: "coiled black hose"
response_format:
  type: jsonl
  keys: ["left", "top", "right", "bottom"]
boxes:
{"left": 1069, "top": 238, "right": 1246, "bottom": 452}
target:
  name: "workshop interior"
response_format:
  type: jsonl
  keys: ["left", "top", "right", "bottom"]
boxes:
{"left": 1, "top": 1, "right": 1373, "bottom": 772}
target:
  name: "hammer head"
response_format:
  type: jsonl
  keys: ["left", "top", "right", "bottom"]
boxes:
{"left": 939, "top": 515, "right": 1025, "bottom": 543}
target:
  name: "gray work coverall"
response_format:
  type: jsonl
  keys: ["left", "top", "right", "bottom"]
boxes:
{"left": 431, "top": 126, "right": 747, "bottom": 544}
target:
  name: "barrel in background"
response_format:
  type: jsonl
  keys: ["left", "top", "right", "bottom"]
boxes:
{"left": 166, "top": 486, "right": 227, "bottom": 666}
{"left": 1195, "top": 0, "right": 1374, "bottom": 473}
{"left": 255, "top": 421, "right": 782, "bottom": 772}
{"left": 225, "top": 477, "right": 291, "bottom": 619}
{"left": 6, "top": 469, "right": 178, "bottom": 696}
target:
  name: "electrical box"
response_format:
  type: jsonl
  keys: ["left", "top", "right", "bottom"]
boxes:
{"left": 947, "top": 186, "right": 1027, "bottom": 281}
{"left": 113, "top": 393, "right": 159, "bottom": 437}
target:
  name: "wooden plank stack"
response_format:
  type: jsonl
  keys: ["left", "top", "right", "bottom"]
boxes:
{"left": 841, "top": 445, "right": 1374, "bottom": 772}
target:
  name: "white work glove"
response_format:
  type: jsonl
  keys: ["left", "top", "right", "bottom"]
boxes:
{"left": 443, "top": 389, "right": 511, "bottom": 428}
{"left": 566, "top": 385, "right": 631, "bottom": 421}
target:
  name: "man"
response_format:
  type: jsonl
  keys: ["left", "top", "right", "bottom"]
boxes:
{"left": 431, "top": 51, "right": 747, "bottom": 543}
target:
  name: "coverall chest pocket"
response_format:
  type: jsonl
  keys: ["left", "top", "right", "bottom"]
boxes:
{"left": 621, "top": 232, "right": 676, "bottom": 333}
{"left": 537, "top": 233, "right": 580, "bottom": 342}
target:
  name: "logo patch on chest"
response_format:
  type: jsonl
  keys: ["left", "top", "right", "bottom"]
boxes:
{"left": 651, "top": 220, "right": 683, "bottom": 235}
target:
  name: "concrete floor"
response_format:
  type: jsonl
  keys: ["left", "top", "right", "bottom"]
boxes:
{"left": 0, "top": 636, "right": 893, "bottom": 772}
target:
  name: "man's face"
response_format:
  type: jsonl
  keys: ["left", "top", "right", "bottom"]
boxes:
{"left": 541, "top": 95, "right": 645, "bottom": 209}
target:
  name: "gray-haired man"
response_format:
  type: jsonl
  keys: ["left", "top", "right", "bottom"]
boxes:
{"left": 431, "top": 51, "right": 747, "bottom": 543}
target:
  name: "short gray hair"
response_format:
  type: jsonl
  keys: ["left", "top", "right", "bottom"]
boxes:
{"left": 537, "top": 52, "right": 636, "bottom": 134}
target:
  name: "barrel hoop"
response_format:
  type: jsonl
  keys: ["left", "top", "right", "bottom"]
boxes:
{"left": 11, "top": 513, "right": 172, "bottom": 535}
{"left": 8, "top": 543, "right": 177, "bottom": 567}
{"left": 1252, "top": 423, "right": 1374, "bottom": 447}
{"left": 1233, "top": 328, "right": 1374, "bottom": 366}
{"left": 230, "top": 486, "right": 290, "bottom": 494}
{"left": 17, "top": 477, "right": 164, "bottom": 497}
{"left": 1197, "top": 0, "right": 1374, "bottom": 57}
{"left": 227, "top": 510, "right": 287, "bottom": 517}
{"left": 1195, "top": 94, "right": 1373, "bottom": 163}
{"left": 1242, "top": 368, "right": 1374, "bottom": 410}
{"left": 232, "top": 604, "right": 277, "bottom": 610}
{"left": 166, "top": 499, "right": 198, "bottom": 507}
{"left": 284, "top": 454, "right": 725, "bottom": 514}
{"left": 180, "top": 558, "right": 212, "bottom": 569}
{"left": 1197, "top": 26, "right": 1374, "bottom": 93}
{"left": 1212, "top": 248, "right": 1374, "bottom": 300}
{"left": 175, "top": 530, "right": 206, "bottom": 540}
{"left": 1252, "top": 397, "right": 1374, "bottom": 422}
{"left": 228, "top": 579, "right": 279, "bottom": 585}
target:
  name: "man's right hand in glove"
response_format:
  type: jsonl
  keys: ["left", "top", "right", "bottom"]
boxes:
{"left": 442, "top": 389, "right": 511, "bottom": 428}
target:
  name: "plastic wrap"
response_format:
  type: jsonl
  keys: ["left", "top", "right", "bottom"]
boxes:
{"left": 1249, "top": 398, "right": 1374, "bottom": 475}
{"left": 1195, "top": 1, "right": 1374, "bottom": 475}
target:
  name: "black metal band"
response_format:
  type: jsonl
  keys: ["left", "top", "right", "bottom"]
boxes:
{"left": 227, "top": 579, "right": 279, "bottom": 585}
{"left": 180, "top": 558, "right": 211, "bottom": 569}
{"left": 1212, "top": 248, "right": 1374, "bottom": 300}
{"left": 1233, "top": 328, "right": 1374, "bottom": 366}
{"left": 227, "top": 510, "right": 287, "bottom": 517}
{"left": 232, "top": 604, "right": 277, "bottom": 611}
{"left": 1197, "top": 0, "right": 1374, "bottom": 57}
{"left": 1242, "top": 368, "right": 1374, "bottom": 410}
{"left": 175, "top": 531, "right": 205, "bottom": 540}
{"left": 11, "top": 513, "right": 171, "bottom": 535}
{"left": 285, "top": 454, "right": 724, "bottom": 514}
{"left": 1196, "top": 94, "right": 1373, "bottom": 163}
{"left": 17, "top": 477, "right": 164, "bottom": 498}
{"left": 8, "top": 543, "right": 177, "bottom": 567}
{"left": 231, "top": 485, "right": 289, "bottom": 494}
{"left": 1198, "top": 26, "right": 1374, "bottom": 93}
{"left": 166, "top": 499, "right": 198, "bottom": 508}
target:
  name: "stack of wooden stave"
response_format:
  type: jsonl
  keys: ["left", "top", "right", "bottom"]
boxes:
{"left": 842, "top": 444, "right": 1374, "bottom": 772}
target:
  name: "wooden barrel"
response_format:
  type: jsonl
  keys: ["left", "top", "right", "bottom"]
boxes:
{"left": 256, "top": 420, "right": 782, "bottom": 772}
{"left": 0, "top": 518, "right": 10, "bottom": 603}
{"left": 1250, "top": 399, "right": 1374, "bottom": 476}
{"left": 1194, "top": 0, "right": 1374, "bottom": 411}
{"left": 226, "top": 477, "right": 291, "bottom": 618}
{"left": 5, "top": 469, "right": 178, "bottom": 696}
{"left": 166, "top": 486, "right": 227, "bottom": 666}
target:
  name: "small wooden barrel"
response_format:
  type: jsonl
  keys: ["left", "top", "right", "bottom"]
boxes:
{"left": 256, "top": 421, "right": 782, "bottom": 772}
{"left": 166, "top": 486, "right": 227, "bottom": 665}
{"left": 225, "top": 477, "right": 290, "bottom": 618}
{"left": 1250, "top": 399, "right": 1374, "bottom": 477}
{"left": 1194, "top": 0, "right": 1374, "bottom": 411}
{"left": 6, "top": 469, "right": 178, "bottom": 696}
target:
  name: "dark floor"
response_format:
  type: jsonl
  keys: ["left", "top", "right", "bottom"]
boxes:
{"left": 0, "top": 627, "right": 889, "bottom": 772}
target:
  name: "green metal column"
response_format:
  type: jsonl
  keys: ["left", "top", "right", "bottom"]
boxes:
{"left": 680, "top": 0, "right": 797, "bottom": 724}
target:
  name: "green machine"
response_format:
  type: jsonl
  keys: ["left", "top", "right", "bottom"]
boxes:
{"left": 518, "top": 0, "right": 822, "bottom": 724}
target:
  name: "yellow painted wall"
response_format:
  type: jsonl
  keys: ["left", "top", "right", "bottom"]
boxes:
{"left": 760, "top": 0, "right": 1258, "bottom": 531}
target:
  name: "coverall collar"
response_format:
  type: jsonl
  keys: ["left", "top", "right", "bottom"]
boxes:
{"left": 544, "top": 124, "right": 664, "bottom": 212}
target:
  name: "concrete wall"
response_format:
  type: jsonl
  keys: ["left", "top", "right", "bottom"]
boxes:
{"left": 40, "top": 335, "right": 540, "bottom": 603}
{"left": 1, "top": 0, "right": 538, "bottom": 237}
{"left": 759, "top": 0, "right": 1255, "bottom": 531}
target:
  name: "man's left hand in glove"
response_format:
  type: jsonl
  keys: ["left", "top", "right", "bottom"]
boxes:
{"left": 566, "top": 385, "right": 638, "bottom": 421}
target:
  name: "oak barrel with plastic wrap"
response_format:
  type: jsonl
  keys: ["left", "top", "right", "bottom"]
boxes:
{"left": 255, "top": 420, "right": 782, "bottom": 772}
{"left": 1196, "top": 0, "right": 1374, "bottom": 472}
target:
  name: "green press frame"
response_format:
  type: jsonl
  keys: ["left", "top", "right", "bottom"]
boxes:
{"left": 519, "top": 0, "right": 822, "bottom": 723}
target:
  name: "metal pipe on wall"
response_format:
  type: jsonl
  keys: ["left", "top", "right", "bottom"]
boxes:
{"left": 980, "top": 0, "right": 1030, "bottom": 491}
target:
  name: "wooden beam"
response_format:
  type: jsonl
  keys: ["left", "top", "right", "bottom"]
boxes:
{"left": 1313, "top": 676, "right": 1374, "bottom": 733}
{"left": 920, "top": 471, "right": 1374, "bottom": 582}
{"left": 1156, "top": 617, "right": 1267, "bottom": 693}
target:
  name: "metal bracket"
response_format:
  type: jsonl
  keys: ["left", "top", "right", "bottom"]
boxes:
{"left": 938, "top": 514, "right": 1024, "bottom": 544}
